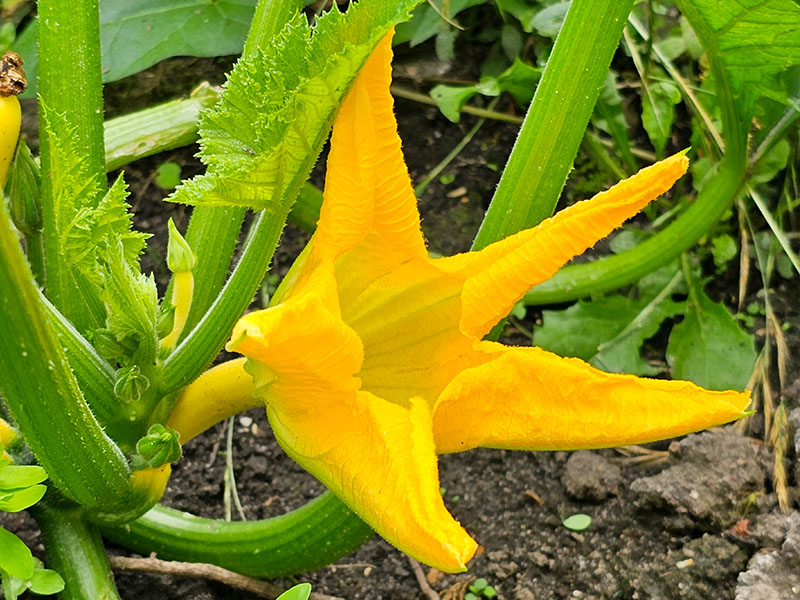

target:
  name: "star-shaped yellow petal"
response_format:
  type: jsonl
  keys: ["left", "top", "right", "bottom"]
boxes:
{"left": 224, "top": 31, "right": 750, "bottom": 572}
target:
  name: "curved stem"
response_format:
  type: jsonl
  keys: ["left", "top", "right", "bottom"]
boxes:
{"left": 105, "top": 357, "right": 372, "bottom": 577}
{"left": 102, "top": 492, "right": 373, "bottom": 579}
{"left": 0, "top": 197, "right": 130, "bottom": 508}
{"left": 34, "top": 503, "right": 123, "bottom": 600}
{"left": 37, "top": 0, "right": 106, "bottom": 333}
{"left": 170, "top": 0, "right": 303, "bottom": 335}
{"left": 524, "top": 0, "right": 754, "bottom": 305}
{"left": 165, "top": 358, "right": 259, "bottom": 443}
{"left": 159, "top": 210, "right": 285, "bottom": 393}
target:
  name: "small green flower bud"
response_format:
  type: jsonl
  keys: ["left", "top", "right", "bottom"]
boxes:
{"left": 130, "top": 423, "right": 181, "bottom": 471}
{"left": 113, "top": 365, "right": 150, "bottom": 404}
{"left": 157, "top": 303, "right": 175, "bottom": 338}
{"left": 7, "top": 140, "right": 41, "bottom": 236}
{"left": 166, "top": 218, "right": 196, "bottom": 273}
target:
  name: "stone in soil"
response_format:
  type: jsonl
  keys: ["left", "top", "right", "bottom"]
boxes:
{"left": 632, "top": 534, "right": 749, "bottom": 600}
{"left": 788, "top": 407, "right": 800, "bottom": 487}
{"left": 735, "top": 511, "right": 800, "bottom": 600}
{"left": 562, "top": 450, "right": 622, "bottom": 502}
{"left": 630, "top": 428, "right": 765, "bottom": 529}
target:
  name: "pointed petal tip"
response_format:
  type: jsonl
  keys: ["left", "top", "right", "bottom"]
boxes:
{"left": 666, "top": 149, "right": 689, "bottom": 174}
{"left": 719, "top": 387, "right": 752, "bottom": 422}
{"left": 416, "top": 533, "right": 478, "bottom": 573}
{"left": 455, "top": 151, "right": 691, "bottom": 339}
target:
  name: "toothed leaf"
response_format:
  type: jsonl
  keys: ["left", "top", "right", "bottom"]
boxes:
{"left": 101, "top": 243, "right": 159, "bottom": 366}
{"left": 169, "top": 0, "right": 426, "bottom": 210}
{"left": 63, "top": 174, "right": 149, "bottom": 287}
{"left": 679, "top": 0, "right": 800, "bottom": 114}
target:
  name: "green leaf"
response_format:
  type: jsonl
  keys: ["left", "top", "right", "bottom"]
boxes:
{"left": 494, "top": 58, "right": 542, "bottom": 106}
{"left": 28, "top": 567, "right": 65, "bottom": 595}
{"left": 498, "top": 0, "right": 571, "bottom": 37}
{"left": 155, "top": 161, "right": 182, "bottom": 190}
{"left": 0, "top": 527, "right": 33, "bottom": 580}
{"left": 0, "top": 465, "right": 47, "bottom": 490}
{"left": 14, "top": 0, "right": 259, "bottom": 97}
{"left": 470, "top": 578, "right": 488, "bottom": 592}
{"left": 38, "top": 103, "right": 121, "bottom": 332}
{"left": 430, "top": 58, "right": 540, "bottom": 122}
{"left": 430, "top": 84, "right": 482, "bottom": 123}
{"left": 710, "top": 234, "right": 738, "bottom": 270}
{"left": 640, "top": 79, "right": 682, "bottom": 157}
{"left": 101, "top": 243, "right": 159, "bottom": 367}
{"left": 170, "top": 0, "right": 426, "bottom": 210}
{"left": 750, "top": 138, "right": 790, "bottom": 184}
{"left": 562, "top": 513, "right": 592, "bottom": 531}
{"left": 529, "top": 1, "right": 570, "bottom": 38}
{"left": 678, "top": 0, "right": 800, "bottom": 116}
{"left": 276, "top": 583, "right": 312, "bottom": 600}
{"left": 63, "top": 174, "right": 149, "bottom": 288}
{"left": 667, "top": 285, "right": 756, "bottom": 391}
{"left": 40, "top": 102, "right": 104, "bottom": 260}
{"left": 535, "top": 269, "right": 684, "bottom": 376}
{"left": 0, "top": 485, "right": 47, "bottom": 513}
{"left": 494, "top": 0, "right": 539, "bottom": 33}
{"left": 394, "top": 0, "right": 483, "bottom": 46}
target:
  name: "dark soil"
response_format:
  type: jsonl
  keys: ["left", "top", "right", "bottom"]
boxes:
{"left": 4, "top": 31, "right": 800, "bottom": 600}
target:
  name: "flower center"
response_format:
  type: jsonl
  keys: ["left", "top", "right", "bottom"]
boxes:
{"left": 334, "top": 236, "right": 479, "bottom": 407}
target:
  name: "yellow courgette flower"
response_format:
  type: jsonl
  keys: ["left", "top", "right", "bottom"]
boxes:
{"left": 225, "top": 33, "right": 750, "bottom": 572}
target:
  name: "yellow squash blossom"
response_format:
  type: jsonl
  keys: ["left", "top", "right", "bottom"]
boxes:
{"left": 181, "top": 33, "right": 750, "bottom": 572}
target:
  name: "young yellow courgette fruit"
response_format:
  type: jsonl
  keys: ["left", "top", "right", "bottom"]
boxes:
{"left": 0, "top": 51, "right": 25, "bottom": 188}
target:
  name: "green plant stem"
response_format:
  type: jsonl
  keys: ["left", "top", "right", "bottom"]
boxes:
{"left": 750, "top": 106, "right": 800, "bottom": 167}
{"left": 102, "top": 492, "right": 373, "bottom": 578}
{"left": 0, "top": 200, "right": 130, "bottom": 508}
{"left": 159, "top": 0, "right": 306, "bottom": 389}
{"left": 391, "top": 85, "right": 524, "bottom": 124}
{"left": 104, "top": 83, "right": 222, "bottom": 172}
{"left": 172, "top": 0, "right": 304, "bottom": 336}
{"left": 160, "top": 209, "right": 285, "bottom": 392}
{"left": 42, "top": 295, "right": 119, "bottom": 429}
{"left": 37, "top": 0, "right": 106, "bottom": 180}
{"left": 34, "top": 503, "right": 123, "bottom": 600}
{"left": 472, "top": 0, "right": 635, "bottom": 250}
{"left": 525, "top": 0, "right": 752, "bottom": 305}
{"left": 749, "top": 185, "right": 800, "bottom": 278}
{"left": 37, "top": 0, "right": 106, "bottom": 332}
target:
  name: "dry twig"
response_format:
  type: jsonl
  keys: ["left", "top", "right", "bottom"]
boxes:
{"left": 109, "top": 555, "right": 344, "bottom": 600}
{"left": 408, "top": 556, "right": 441, "bottom": 600}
